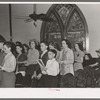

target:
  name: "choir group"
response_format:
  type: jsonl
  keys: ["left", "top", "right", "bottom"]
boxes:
{"left": 0, "top": 38, "right": 100, "bottom": 88}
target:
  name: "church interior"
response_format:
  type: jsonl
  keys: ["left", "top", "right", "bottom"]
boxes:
{"left": 0, "top": 3, "right": 100, "bottom": 88}
{"left": 0, "top": 4, "right": 100, "bottom": 57}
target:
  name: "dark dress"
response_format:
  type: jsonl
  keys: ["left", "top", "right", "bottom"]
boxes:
{"left": 37, "top": 51, "right": 48, "bottom": 87}
{"left": 83, "top": 58, "right": 96, "bottom": 67}
{"left": 16, "top": 54, "right": 27, "bottom": 86}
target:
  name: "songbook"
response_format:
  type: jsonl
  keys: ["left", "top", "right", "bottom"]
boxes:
{"left": 37, "top": 59, "right": 45, "bottom": 71}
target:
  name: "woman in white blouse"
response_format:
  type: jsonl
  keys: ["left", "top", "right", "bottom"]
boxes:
{"left": 0, "top": 42, "right": 16, "bottom": 87}
{"left": 59, "top": 39, "right": 74, "bottom": 75}
{"left": 59, "top": 39, "right": 74, "bottom": 87}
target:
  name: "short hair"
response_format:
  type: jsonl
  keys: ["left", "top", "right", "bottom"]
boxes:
{"left": 4, "top": 41, "right": 16, "bottom": 54}
{"left": 4, "top": 41, "right": 12, "bottom": 48}
{"left": 40, "top": 41, "right": 48, "bottom": 47}
{"left": 16, "top": 41, "right": 22, "bottom": 46}
{"left": 49, "top": 41, "right": 56, "bottom": 48}
{"left": 16, "top": 44, "right": 25, "bottom": 54}
{"left": 85, "top": 53, "right": 92, "bottom": 59}
{"left": 48, "top": 49, "right": 57, "bottom": 58}
{"left": 29, "top": 39, "right": 37, "bottom": 48}
{"left": 62, "top": 39, "right": 71, "bottom": 49}
{"left": 23, "top": 43, "right": 30, "bottom": 51}
{"left": 75, "top": 43, "right": 83, "bottom": 51}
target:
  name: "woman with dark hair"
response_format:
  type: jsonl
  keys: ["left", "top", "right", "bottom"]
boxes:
{"left": 0, "top": 41, "right": 16, "bottom": 87}
{"left": 23, "top": 43, "right": 30, "bottom": 55}
{"left": 74, "top": 43, "right": 84, "bottom": 71}
{"left": 15, "top": 44, "right": 27, "bottom": 87}
{"left": 59, "top": 39, "right": 74, "bottom": 75}
{"left": 83, "top": 53, "right": 96, "bottom": 67}
{"left": 49, "top": 41, "right": 60, "bottom": 61}
{"left": 58, "top": 39, "right": 74, "bottom": 87}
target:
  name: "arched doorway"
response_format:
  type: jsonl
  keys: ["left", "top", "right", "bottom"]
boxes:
{"left": 40, "top": 4, "right": 88, "bottom": 51}
{"left": 0, "top": 35, "right": 6, "bottom": 42}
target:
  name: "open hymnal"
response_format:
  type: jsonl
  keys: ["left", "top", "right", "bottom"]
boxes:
{"left": 37, "top": 59, "right": 46, "bottom": 71}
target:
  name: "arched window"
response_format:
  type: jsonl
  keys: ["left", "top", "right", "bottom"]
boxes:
{"left": 40, "top": 4, "right": 88, "bottom": 51}
{"left": 0, "top": 34, "right": 6, "bottom": 42}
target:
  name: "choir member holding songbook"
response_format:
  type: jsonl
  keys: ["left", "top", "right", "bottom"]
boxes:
{"left": 37, "top": 49, "right": 59, "bottom": 87}
{"left": 36, "top": 41, "right": 48, "bottom": 87}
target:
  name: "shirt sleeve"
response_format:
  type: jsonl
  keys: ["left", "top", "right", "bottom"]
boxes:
{"left": 2, "top": 56, "right": 16, "bottom": 72}
{"left": 46, "top": 61, "right": 59, "bottom": 76}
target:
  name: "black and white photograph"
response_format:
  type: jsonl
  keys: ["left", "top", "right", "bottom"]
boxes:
{"left": 0, "top": 2, "right": 100, "bottom": 91}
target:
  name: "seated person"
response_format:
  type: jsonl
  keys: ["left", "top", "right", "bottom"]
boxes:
{"left": 83, "top": 53, "right": 96, "bottom": 67}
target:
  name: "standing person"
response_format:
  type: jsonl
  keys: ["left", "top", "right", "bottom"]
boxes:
{"left": 40, "top": 49, "right": 59, "bottom": 87}
{"left": 24, "top": 39, "right": 39, "bottom": 87}
{"left": 59, "top": 39, "right": 74, "bottom": 75}
{"left": 23, "top": 43, "right": 30, "bottom": 56}
{"left": 59, "top": 39, "right": 74, "bottom": 86}
{"left": 36, "top": 41, "right": 48, "bottom": 87}
{"left": 49, "top": 41, "right": 60, "bottom": 61}
{"left": 74, "top": 43, "right": 84, "bottom": 71}
{"left": 15, "top": 44, "right": 27, "bottom": 87}
{"left": 0, "top": 42, "right": 16, "bottom": 87}
{"left": 0, "top": 39, "right": 6, "bottom": 87}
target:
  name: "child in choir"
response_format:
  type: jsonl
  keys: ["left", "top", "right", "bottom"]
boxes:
{"left": 41, "top": 49, "right": 59, "bottom": 87}
{"left": 36, "top": 41, "right": 48, "bottom": 87}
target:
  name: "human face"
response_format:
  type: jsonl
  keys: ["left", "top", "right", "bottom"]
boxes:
{"left": 30, "top": 41, "right": 35, "bottom": 49}
{"left": 40, "top": 43, "right": 47, "bottom": 52}
{"left": 3, "top": 45, "right": 11, "bottom": 54}
{"left": 16, "top": 46, "right": 22, "bottom": 54}
{"left": 62, "top": 40, "right": 68, "bottom": 49}
{"left": 24, "top": 46, "right": 28, "bottom": 53}
{"left": 75, "top": 44, "right": 79, "bottom": 51}
{"left": 85, "top": 55, "right": 89, "bottom": 60}
{"left": 48, "top": 51, "right": 55, "bottom": 60}
{"left": 0, "top": 42, "right": 3, "bottom": 50}
{"left": 49, "top": 44, "right": 54, "bottom": 50}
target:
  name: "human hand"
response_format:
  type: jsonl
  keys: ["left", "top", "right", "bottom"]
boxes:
{"left": 36, "top": 74, "right": 42, "bottom": 80}
{"left": 31, "top": 74, "right": 36, "bottom": 79}
{"left": 60, "top": 61, "right": 64, "bottom": 64}
{"left": 42, "top": 71, "right": 47, "bottom": 75}
{"left": 25, "top": 62, "right": 29, "bottom": 66}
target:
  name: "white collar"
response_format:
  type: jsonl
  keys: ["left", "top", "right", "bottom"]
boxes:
{"left": 49, "top": 58, "right": 55, "bottom": 62}
{"left": 5, "top": 52, "right": 12, "bottom": 58}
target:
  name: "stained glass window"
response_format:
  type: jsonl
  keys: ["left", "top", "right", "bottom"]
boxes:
{"left": 41, "top": 4, "right": 88, "bottom": 51}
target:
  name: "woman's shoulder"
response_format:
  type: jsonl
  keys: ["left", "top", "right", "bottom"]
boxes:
{"left": 79, "top": 50, "right": 84, "bottom": 56}
{"left": 20, "top": 53, "right": 27, "bottom": 57}
{"left": 68, "top": 48, "right": 73, "bottom": 53}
